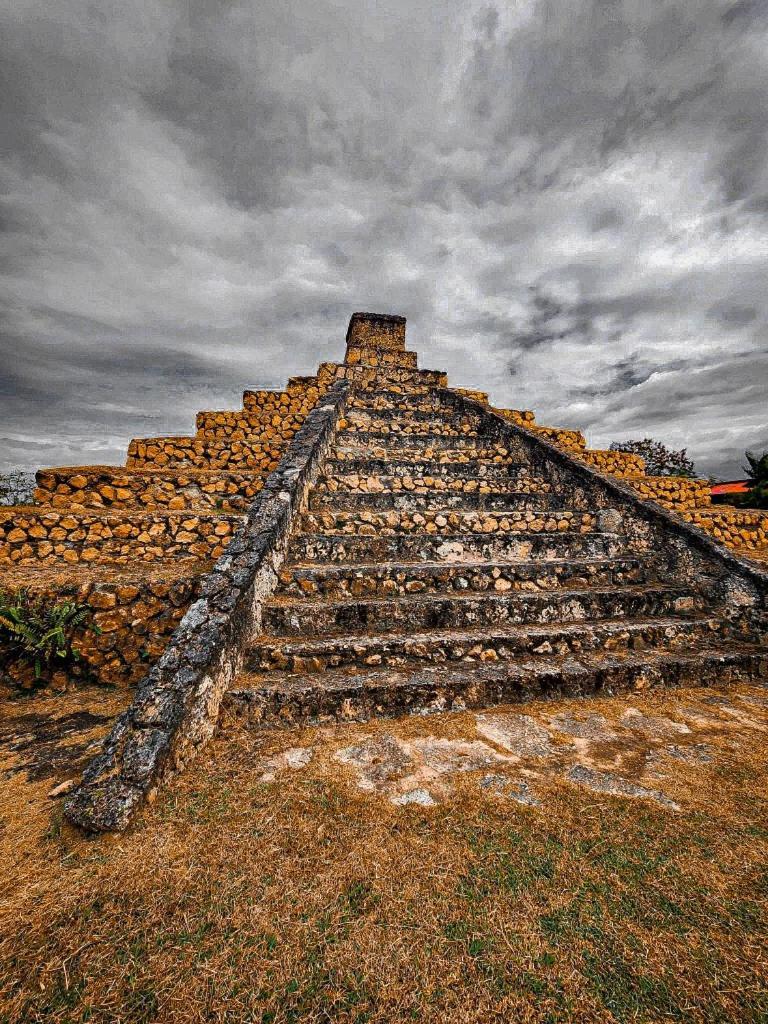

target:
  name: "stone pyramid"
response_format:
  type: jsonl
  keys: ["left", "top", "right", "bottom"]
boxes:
{"left": 2, "top": 312, "right": 764, "bottom": 831}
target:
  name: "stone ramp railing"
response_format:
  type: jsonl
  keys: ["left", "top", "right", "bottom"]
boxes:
{"left": 64, "top": 381, "right": 350, "bottom": 832}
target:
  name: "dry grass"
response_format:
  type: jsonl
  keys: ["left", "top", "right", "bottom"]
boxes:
{"left": 1, "top": 683, "right": 768, "bottom": 1023}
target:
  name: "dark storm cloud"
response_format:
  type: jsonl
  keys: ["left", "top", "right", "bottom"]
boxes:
{"left": 1, "top": 0, "right": 766, "bottom": 479}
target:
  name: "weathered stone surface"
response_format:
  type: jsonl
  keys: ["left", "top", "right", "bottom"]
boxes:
{"left": 566, "top": 764, "right": 680, "bottom": 809}
{"left": 475, "top": 713, "right": 556, "bottom": 758}
{"left": 479, "top": 774, "right": 541, "bottom": 806}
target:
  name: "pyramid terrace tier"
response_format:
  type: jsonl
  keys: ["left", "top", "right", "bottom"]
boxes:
{"left": 319, "top": 361, "right": 448, "bottom": 391}
{"left": 126, "top": 435, "right": 286, "bottom": 471}
{"left": 348, "top": 389, "right": 491, "bottom": 413}
{"left": 228, "top": 644, "right": 768, "bottom": 726}
{"left": 0, "top": 507, "right": 242, "bottom": 566}
{"left": 277, "top": 555, "right": 653, "bottom": 599}
{"left": 195, "top": 408, "right": 313, "bottom": 440}
{"left": 0, "top": 559, "right": 209, "bottom": 687}
{"left": 245, "top": 615, "right": 728, "bottom": 674}
{"left": 288, "top": 529, "right": 628, "bottom": 564}
{"left": 35, "top": 465, "right": 268, "bottom": 511}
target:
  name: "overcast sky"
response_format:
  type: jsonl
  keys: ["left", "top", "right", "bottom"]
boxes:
{"left": 1, "top": 0, "right": 767, "bottom": 479}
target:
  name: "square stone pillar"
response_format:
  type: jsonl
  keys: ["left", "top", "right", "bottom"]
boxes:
{"left": 344, "top": 312, "right": 414, "bottom": 368}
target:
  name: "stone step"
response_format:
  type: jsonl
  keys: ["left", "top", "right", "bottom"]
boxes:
{"left": 262, "top": 585, "right": 698, "bottom": 637}
{"left": 320, "top": 459, "right": 541, "bottom": 486}
{"left": 245, "top": 615, "right": 723, "bottom": 674}
{"left": 34, "top": 465, "right": 264, "bottom": 512}
{"left": 276, "top": 556, "right": 651, "bottom": 599}
{"left": 299, "top": 508, "right": 598, "bottom": 537}
{"left": 227, "top": 645, "right": 768, "bottom": 725}
{"left": 342, "top": 408, "right": 481, "bottom": 437}
{"left": 307, "top": 488, "right": 573, "bottom": 513}
{"left": 332, "top": 433, "right": 522, "bottom": 459}
{"left": 0, "top": 506, "right": 242, "bottom": 567}
{"left": 287, "top": 530, "right": 625, "bottom": 564}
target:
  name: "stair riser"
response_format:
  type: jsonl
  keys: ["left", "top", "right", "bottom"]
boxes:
{"left": 226, "top": 653, "right": 768, "bottom": 727}
{"left": 287, "top": 532, "right": 624, "bottom": 564}
{"left": 277, "top": 559, "right": 649, "bottom": 599}
{"left": 320, "top": 461, "right": 545, "bottom": 488}
{"left": 300, "top": 510, "right": 597, "bottom": 536}
{"left": 342, "top": 414, "right": 481, "bottom": 437}
{"left": 332, "top": 434, "right": 521, "bottom": 457}
{"left": 262, "top": 589, "right": 698, "bottom": 637}
{"left": 246, "top": 618, "right": 723, "bottom": 674}
{"left": 308, "top": 490, "right": 575, "bottom": 513}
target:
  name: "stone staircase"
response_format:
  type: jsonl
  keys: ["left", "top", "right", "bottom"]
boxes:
{"left": 226, "top": 358, "right": 767, "bottom": 726}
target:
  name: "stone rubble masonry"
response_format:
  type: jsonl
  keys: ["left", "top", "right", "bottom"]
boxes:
{"left": 64, "top": 380, "right": 351, "bottom": 832}
{"left": 0, "top": 508, "right": 240, "bottom": 566}
{"left": 1, "top": 564, "right": 205, "bottom": 688}
{"left": 34, "top": 467, "right": 265, "bottom": 512}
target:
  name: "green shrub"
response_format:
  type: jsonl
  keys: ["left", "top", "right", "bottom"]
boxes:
{"left": 738, "top": 450, "right": 768, "bottom": 510}
{"left": 0, "top": 590, "right": 93, "bottom": 684}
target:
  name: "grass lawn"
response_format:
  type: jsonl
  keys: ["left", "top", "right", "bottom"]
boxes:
{"left": 1, "top": 682, "right": 767, "bottom": 1023}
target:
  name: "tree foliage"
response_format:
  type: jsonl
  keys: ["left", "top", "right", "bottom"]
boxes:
{"left": 608, "top": 438, "right": 696, "bottom": 478}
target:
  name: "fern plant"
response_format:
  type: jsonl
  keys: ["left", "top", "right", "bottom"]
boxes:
{"left": 0, "top": 590, "right": 92, "bottom": 683}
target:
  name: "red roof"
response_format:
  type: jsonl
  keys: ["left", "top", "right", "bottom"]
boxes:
{"left": 711, "top": 480, "right": 749, "bottom": 495}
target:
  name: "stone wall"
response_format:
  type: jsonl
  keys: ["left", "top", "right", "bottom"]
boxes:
{"left": 0, "top": 508, "right": 240, "bottom": 566}
{"left": 624, "top": 475, "right": 712, "bottom": 511}
{"left": 577, "top": 449, "right": 647, "bottom": 478}
{"left": 680, "top": 507, "right": 768, "bottom": 554}
{"left": 1, "top": 563, "right": 205, "bottom": 689}
{"left": 34, "top": 466, "right": 265, "bottom": 512}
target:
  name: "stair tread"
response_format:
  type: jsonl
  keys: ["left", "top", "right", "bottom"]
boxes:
{"left": 284, "top": 555, "right": 647, "bottom": 573}
{"left": 266, "top": 582, "right": 687, "bottom": 610}
{"left": 232, "top": 643, "right": 768, "bottom": 693}
{"left": 249, "top": 613, "right": 716, "bottom": 652}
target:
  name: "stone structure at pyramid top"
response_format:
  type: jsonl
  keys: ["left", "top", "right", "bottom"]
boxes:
{"left": 343, "top": 312, "right": 413, "bottom": 370}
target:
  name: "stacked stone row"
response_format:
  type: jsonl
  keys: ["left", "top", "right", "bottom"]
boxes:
{"left": 317, "top": 471, "right": 551, "bottom": 495}
{"left": 681, "top": 507, "right": 768, "bottom": 553}
{"left": 0, "top": 509, "right": 239, "bottom": 566}
{"left": 34, "top": 467, "right": 264, "bottom": 512}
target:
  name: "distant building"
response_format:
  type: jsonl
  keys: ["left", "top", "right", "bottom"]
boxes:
{"left": 711, "top": 480, "right": 750, "bottom": 503}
